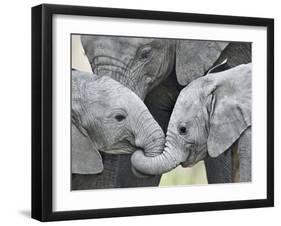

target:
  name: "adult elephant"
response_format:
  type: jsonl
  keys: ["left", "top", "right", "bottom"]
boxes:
{"left": 80, "top": 36, "right": 175, "bottom": 100}
{"left": 73, "top": 36, "right": 175, "bottom": 189}
{"left": 77, "top": 36, "right": 251, "bottom": 189}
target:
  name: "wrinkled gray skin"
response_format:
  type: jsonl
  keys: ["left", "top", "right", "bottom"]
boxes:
{"left": 141, "top": 41, "right": 252, "bottom": 184}
{"left": 81, "top": 36, "right": 175, "bottom": 100}
{"left": 145, "top": 42, "right": 252, "bottom": 184}
{"left": 132, "top": 63, "right": 252, "bottom": 182}
{"left": 76, "top": 37, "right": 251, "bottom": 189}
{"left": 203, "top": 42, "right": 252, "bottom": 182}
{"left": 71, "top": 70, "right": 164, "bottom": 178}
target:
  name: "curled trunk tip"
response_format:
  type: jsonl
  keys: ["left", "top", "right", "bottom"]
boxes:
{"left": 131, "top": 148, "right": 180, "bottom": 175}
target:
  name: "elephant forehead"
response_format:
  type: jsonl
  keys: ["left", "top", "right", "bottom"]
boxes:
{"left": 85, "top": 76, "right": 118, "bottom": 91}
{"left": 83, "top": 36, "right": 154, "bottom": 54}
{"left": 171, "top": 91, "right": 202, "bottom": 122}
{"left": 83, "top": 36, "right": 163, "bottom": 48}
{"left": 82, "top": 36, "right": 171, "bottom": 62}
{"left": 179, "top": 86, "right": 202, "bottom": 107}
{"left": 85, "top": 83, "right": 134, "bottom": 108}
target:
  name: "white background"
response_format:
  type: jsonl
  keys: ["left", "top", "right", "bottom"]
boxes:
{"left": 53, "top": 15, "right": 267, "bottom": 211}
{"left": 0, "top": 0, "right": 279, "bottom": 225}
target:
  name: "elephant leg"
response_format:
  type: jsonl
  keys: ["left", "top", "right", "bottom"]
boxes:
{"left": 238, "top": 127, "right": 252, "bottom": 182}
{"left": 116, "top": 155, "right": 161, "bottom": 188}
{"left": 204, "top": 149, "right": 233, "bottom": 184}
{"left": 232, "top": 142, "right": 240, "bottom": 182}
{"left": 72, "top": 153, "right": 161, "bottom": 190}
{"left": 72, "top": 153, "right": 119, "bottom": 190}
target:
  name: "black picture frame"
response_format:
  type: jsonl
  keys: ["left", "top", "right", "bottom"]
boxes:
{"left": 31, "top": 3, "right": 274, "bottom": 222}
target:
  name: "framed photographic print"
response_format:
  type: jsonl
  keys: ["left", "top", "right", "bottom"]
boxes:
{"left": 31, "top": 4, "right": 274, "bottom": 221}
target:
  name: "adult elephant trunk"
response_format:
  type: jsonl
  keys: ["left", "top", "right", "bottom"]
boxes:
{"left": 92, "top": 59, "right": 147, "bottom": 100}
{"left": 131, "top": 130, "right": 189, "bottom": 175}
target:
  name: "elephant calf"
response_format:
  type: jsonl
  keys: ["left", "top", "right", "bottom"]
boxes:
{"left": 72, "top": 69, "right": 165, "bottom": 175}
{"left": 131, "top": 63, "right": 252, "bottom": 182}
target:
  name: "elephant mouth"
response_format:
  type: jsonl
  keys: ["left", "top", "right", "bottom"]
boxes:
{"left": 181, "top": 147, "right": 207, "bottom": 167}
{"left": 99, "top": 139, "right": 138, "bottom": 154}
{"left": 179, "top": 143, "right": 196, "bottom": 167}
{"left": 181, "top": 156, "right": 196, "bottom": 167}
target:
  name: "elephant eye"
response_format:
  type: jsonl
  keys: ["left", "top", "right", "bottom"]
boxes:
{"left": 138, "top": 46, "right": 152, "bottom": 60}
{"left": 115, "top": 114, "right": 126, "bottom": 122}
{"left": 178, "top": 122, "right": 188, "bottom": 135}
{"left": 179, "top": 126, "right": 187, "bottom": 135}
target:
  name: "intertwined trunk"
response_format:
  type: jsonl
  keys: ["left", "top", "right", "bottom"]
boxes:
{"left": 131, "top": 126, "right": 188, "bottom": 175}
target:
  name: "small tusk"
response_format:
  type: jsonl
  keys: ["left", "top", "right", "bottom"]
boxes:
{"left": 206, "top": 58, "right": 228, "bottom": 74}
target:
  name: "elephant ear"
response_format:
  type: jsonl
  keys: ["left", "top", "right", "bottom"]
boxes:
{"left": 206, "top": 72, "right": 251, "bottom": 158}
{"left": 71, "top": 69, "right": 103, "bottom": 174}
{"left": 72, "top": 123, "right": 104, "bottom": 174}
{"left": 175, "top": 40, "right": 229, "bottom": 86}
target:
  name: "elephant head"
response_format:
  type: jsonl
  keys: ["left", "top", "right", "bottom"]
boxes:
{"left": 81, "top": 36, "right": 175, "bottom": 100}
{"left": 72, "top": 70, "right": 165, "bottom": 174}
{"left": 131, "top": 63, "right": 252, "bottom": 175}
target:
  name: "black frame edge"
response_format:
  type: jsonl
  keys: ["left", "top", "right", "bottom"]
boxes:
{"left": 31, "top": 5, "right": 43, "bottom": 221}
{"left": 46, "top": 199, "right": 272, "bottom": 221}
{"left": 31, "top": 4, "right": 53, "bottom": 221}
{"left": 266, "top": 19, "right": 274, "bottom": 207}
{"left": 31, "top": 3, "right": 274, "bottom": 222}
{"left": 41, "top": 3, "right": 273, "bottom": 26}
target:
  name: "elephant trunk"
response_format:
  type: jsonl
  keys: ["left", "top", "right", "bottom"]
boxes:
{"left": 91, "top": 56, "right": 145, "bottom": 99}
{"left": 133, "top": 110, "right": 165, "bottom": 157}
{"left": 131, "top": 131, "right": 189, "bottom": 175}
